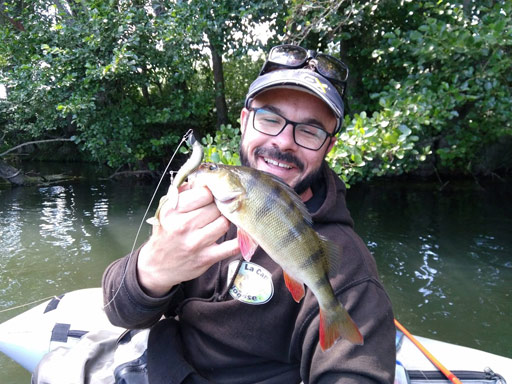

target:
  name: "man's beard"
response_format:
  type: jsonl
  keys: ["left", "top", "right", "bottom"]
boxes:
{"left": 239, "top": 145, "right": 323, "bottom": 196}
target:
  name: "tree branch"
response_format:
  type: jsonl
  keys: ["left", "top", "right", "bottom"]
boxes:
{"left": 0, "top": 138, "right": 75, "bottom": 157}
{"left": 0, "top": 3, "right": 25, "bottom": 31}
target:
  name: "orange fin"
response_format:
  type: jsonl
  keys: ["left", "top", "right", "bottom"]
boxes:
{"left": 237, "top": 228, "right": 258, "bottom": 262}
{"left": 283, "top": 272, "right": 305, "bottom": 303}
{"left": 319, "top": 306, "right": 364, "bottom": 351}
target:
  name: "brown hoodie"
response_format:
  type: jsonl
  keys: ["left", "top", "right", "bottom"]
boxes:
{"left": 102, "top": 163, "right": 396, "bottom": 383}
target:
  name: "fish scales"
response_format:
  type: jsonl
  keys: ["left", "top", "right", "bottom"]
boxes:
{"left": 242, "top": 188, "right": 340, "bottom": 312}
{"left": 204, "top": 165, "right": 323, "bottom": 282}
{"left": 194, "top": 163, "right": 364, "bottom": 349}
{"left": 241, "top": 176, "right": 306, "bottom": 256}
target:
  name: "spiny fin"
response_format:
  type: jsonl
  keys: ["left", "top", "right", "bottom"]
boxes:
{"left": 319, "top": 306, "right": 364, "bottom": 351}
{"left": 237, "top": 228, "right": 258, "bottom": 262}
{"left": 283, "top": 272, "right": 305, "bottom": 303}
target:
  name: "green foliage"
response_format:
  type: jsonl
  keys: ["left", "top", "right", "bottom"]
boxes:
{"left": 223, "top": 55, "right": 265, "bottom": 124}
{"left": 0, "top": 0, "right": 277, "bottom": 168}
{"left": 1, "top": 0, "right": 511, "bottom": 181}
{"left": 366, "top": 1, "right": 512, "bottom": 173}
{"left": 200, "top": 124, "right": 241, "bottom": 166}
{"left": 285, "top": 0, "right": 512, "bottom": 176}
{"left": 1, "top": 0, "right": 215, "bottom": 168}
{"left": 327, "top": 112, "right": 422, "bottom": 185}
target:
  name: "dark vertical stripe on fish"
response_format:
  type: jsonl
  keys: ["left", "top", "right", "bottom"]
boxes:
{"left": 243, "top": 170, "right": 269, "bottom": 222}
{"left": 297, "top": 248, "right": 324, "bottom": 270}
{"left": 252, "top": 182, "right": 281, "bottom": 223}
{"left": 245, "top": 168, "right": 261, "bottom": 191}
{"left": 312, "top": 275, "right": 334, "bottom": 296}
{"left": 275, "top": 219, "right": 311, "bottom": 249}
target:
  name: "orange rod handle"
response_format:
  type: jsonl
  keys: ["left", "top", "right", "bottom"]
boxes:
{"left": 395, "top": 319, "right": 463, "bottom": 384}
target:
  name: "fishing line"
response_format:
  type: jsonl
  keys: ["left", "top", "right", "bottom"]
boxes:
{"left": 103, "top": 129, "right": 194, "bottom": 309}
{"left": 0, "top": 295, "right": 59, "bottom": 314}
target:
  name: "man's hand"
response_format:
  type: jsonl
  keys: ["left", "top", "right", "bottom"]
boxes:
{"left": 137, "top": 184, "right": 240, "bottom": 297}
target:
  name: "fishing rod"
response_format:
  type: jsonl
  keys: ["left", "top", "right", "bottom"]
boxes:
{"left": 395, "top": 319, "right": 463, "bottom": 384}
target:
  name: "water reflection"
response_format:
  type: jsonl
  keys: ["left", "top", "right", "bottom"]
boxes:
{"left": 91, "top": 198, "right": 110, "bottom": 227}
{"left": 39, "top": 185, "right": 76, "bottom": 248}
{"left": 348, "top": 179, "right": 512, "bottom": 357}
{"left": 0, "top": 201, "right": 23, "bottom": 256}
{"left": 87, "top": 185, "right": 110, "bottom": 229}
{"left": 416, "top": 256, "right": 438, "bottom": 298}
{"left": 0, "top": 176, "right": 152, "bottom": 311}
{"left": 1, "top": 169, "right": 511, "bottom": 383}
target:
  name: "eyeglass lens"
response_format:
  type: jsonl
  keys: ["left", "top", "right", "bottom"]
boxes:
{"left": 315, "top": 54, "right": 349, "bottom": 82}
{"left": 252, "top": 108, "right": 328, "bottom": 150}
{"left": 269, "top": 45, "right": 307, "bottom": 66}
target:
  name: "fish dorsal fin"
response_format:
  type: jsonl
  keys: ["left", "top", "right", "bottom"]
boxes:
{"left": 237, "top": 228, "right": 259, "bottom": 262}
{"left": 318, "top": 234, "right": 343, "bottom": 278}
{"left": 257, "top": 169, "right": 313, "bottom": 226}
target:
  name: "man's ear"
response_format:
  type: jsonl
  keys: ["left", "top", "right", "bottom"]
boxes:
{"left": 326, "top": 136, "right": 337, "bottom": 154}
{"left": 240, "top": 108, "right": 250, "bottom": 135}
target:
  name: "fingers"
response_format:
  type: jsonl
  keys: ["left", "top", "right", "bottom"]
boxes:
{"left": 159, "top": 187, "right": 224, "bottom": 235}
{"left": 203, "top": 238, "right": 240, "bottom": 264}
{"left": 174, "top": 185, "right": 214, "bottom": 213}
{"left": 139, "top": 183, "right": 240, "bottom": 297}
{"left": 183, "top": 237, "right": 241, "bottom": 280}
{"left": 151, "top": 183, "right": 236, "bottom": 261}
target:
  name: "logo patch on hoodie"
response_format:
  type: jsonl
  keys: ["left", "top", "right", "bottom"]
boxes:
{"left": 227, "top": 261, "right": 274, "bottom": 305}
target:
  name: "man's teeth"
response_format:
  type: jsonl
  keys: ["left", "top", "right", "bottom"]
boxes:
{"left": 264, "top": 157, "right": 292, "bottom": 169}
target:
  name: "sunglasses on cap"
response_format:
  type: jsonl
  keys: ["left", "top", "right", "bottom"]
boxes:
{"left": 260, "top": 44, "right": 349, "bottom": 97}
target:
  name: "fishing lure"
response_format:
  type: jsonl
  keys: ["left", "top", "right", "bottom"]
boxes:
{"left": 104, "top": 129, "right": 203, "bottom": 308}
{"left": 147, "top": 131, "right": 204, "bottom": 226}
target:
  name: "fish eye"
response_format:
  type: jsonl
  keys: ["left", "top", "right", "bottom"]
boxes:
{"left": 209, "top": 164, "right": 218, "bottom": 171}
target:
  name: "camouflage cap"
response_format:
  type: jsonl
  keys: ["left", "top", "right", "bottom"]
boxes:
{"left": 245, "top": 69, "right": 344, "bottom": 133}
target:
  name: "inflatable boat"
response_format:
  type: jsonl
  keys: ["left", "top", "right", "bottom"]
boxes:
{"left": 0, "top": 288, "right": 510, "bottom": 383}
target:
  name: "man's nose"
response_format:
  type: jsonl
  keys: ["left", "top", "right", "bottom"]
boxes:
{"left": 270, "top": 123, "right": 297, "bottom": 150}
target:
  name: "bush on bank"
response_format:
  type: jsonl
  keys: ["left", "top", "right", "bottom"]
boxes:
{"left": 1, "top": 1, "right": 511, "bottom": 183}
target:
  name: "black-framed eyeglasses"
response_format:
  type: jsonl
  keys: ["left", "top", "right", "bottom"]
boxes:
{"left": 249, "top": 107, "right": 333, "bottom": 151}
{"left": 260, "top": 44, "right": 349, "bottom": 97}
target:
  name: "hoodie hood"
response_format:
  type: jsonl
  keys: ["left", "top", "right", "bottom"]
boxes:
{"left": 311, "top": 162, "right": 354, "bottom": 228}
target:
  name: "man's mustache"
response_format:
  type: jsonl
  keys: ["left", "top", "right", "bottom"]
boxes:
{"left": 254, "top": 147, "right": 305, "bottom": 172}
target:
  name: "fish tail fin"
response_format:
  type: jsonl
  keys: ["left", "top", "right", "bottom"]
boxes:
{"left": 319, "top": 304, "right": 364, "bottom": 350}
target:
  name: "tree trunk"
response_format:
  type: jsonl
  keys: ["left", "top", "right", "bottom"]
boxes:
{"left": 208, "top": 38, "right": 229, "bottom": 128}
{"left": 0, "top": 139, "right": 81, "bottom": 186}
{"left": 0, "top": 159, "right": 81, "bottom": 186}
{"left": 0, "top": 159, "right": 28, "bottom": 186}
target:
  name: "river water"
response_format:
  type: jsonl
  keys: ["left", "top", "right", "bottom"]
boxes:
{"left": 1, "top": 163, "right": 511, "bottom": 382}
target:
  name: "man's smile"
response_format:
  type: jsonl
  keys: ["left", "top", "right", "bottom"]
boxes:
{"left": 263, "top": 157, "right": 293, "bottom": 169}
